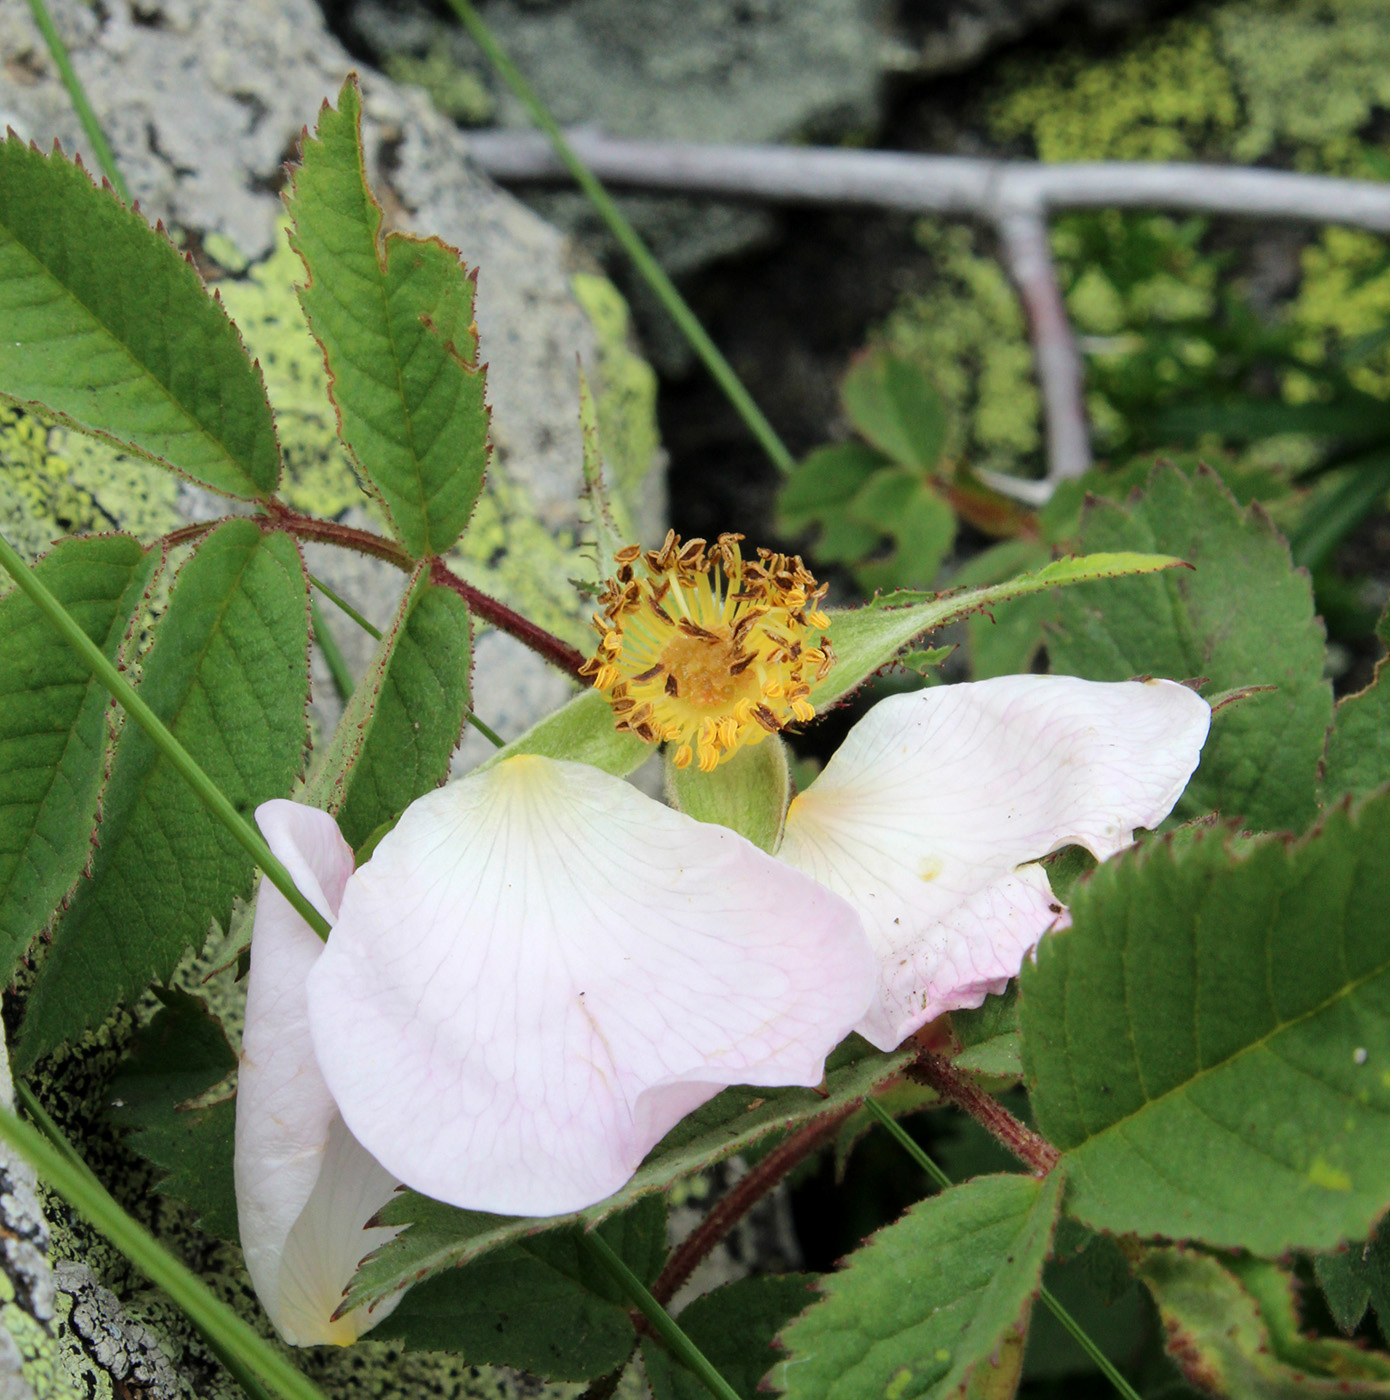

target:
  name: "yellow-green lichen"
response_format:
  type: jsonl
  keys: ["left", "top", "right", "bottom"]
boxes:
{"left": 207, "top": 227, "right": 372, "bottom": 524}
{"left": 0, "top": 404, "right": 182, "bottom": 565}
{"left": 1292, "top": 226, "right": 1390, "bottom": 394}
{"left": 991, "top": 17, "right": 1240, "bottom": 163}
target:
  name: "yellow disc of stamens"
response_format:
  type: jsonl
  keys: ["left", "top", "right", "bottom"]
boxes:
{"left": 581, "top": 531, "right": 834, "bottom": 769}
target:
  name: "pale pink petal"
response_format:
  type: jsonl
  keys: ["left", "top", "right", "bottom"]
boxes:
{"left": 777, "top": 676, "right": 1210, "bottom": 1050}
{"left": 306, "top": 756, "right": 876, "bottom": 1218}
{"left": 234, "top": 800, "right": 402, "bottom": 1346}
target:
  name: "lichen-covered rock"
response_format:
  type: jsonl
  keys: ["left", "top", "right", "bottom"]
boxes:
{"left": 879, "top": 0, "right": 1390, "bottom": 477}
{"left": 0, "top": 0, "right": 661, "bottom": 1395}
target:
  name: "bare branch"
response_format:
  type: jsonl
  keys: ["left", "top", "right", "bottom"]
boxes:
{"left": 464, "top": 131, "right": 1390, "bottom": 233}
{"left": 468, "top": 131, "right": 1390, "bottom": 487}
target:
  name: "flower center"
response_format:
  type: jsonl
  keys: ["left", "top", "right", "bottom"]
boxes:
{"left": 580, "top": 532, "right": 834, "bottom": 772}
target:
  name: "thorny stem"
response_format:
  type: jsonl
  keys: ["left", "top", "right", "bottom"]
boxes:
{"left": 909, "top": 1049, "right": 1060, "bottom": 1176}
{"left": 650, "top": 1105, "right": 856, "bottom": 1309}
{"left": 166, "top": 508, "right": 588, "bottom": 680}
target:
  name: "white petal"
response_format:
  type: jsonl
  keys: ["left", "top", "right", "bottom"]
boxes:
{"left": 234, "top": 801, "right": 402, "bottom": 1346}
{"left": 306, "top": 756, "right": 876, "bottom": 1218}
{"left": 777, "top": 676, "right": 1210, "bottom": 1049}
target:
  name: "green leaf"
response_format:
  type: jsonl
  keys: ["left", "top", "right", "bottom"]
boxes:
{"left": 477, "top": 687, "right": 652, "bottom": 778}
{"left": 342, "top": 1036, "right": 910, "bottom": 1316}
{"left": 848, "top": 468, "right": 956, "bottom": 594}
{"left": 666, "top": 736, "right": 790, "bottom": 853}
{"left": 951, "top": 986, "right": 1023, "bottom": 1082}
{"left": 643, "top": 1275, "right": 817, "bottom": 1400}
{"left": 0, "top": 135, "right": 281, "bottom": 498}
{"left": 285, "top": 77, "right": 488, "bottom": 560}
{"left": 810, "top": 552, "right": 1181, "bottom": 712}
{"left": 1139, "top": 1249, "right": 1390, "bottom": 1396}
{"left": 107, "top": 988, "right": 238, "bottom": 1243}
{"left": 771, "top": 1172, "right": 1061, "bottom": 1400}
{"left": 1322, "top": 605, "right": 1390, "bottom": 806}
{"left": 1316, "top": 1216, "right": 1390, "bottom": 1337}
{"left": 778, "top": 444, "right": 888, "bottom": 565}
{"left": 577, "top": 365, "right": 634, "bottom": 586}
{"left": 18, "top": 520, "right": 309, "bottom": 1065}
{"left": 1022, "top": 791, "right": 1390, "bottom": 1254}
{"left": 842, "top": 349, "right": 948, "bottom": 472}
{"left": 305, "top": 564, "right": 471, "bottom": 849}
{"left": 1049, "top": 464, "right": 1332, "bottom": 832}
{"left": 0, "top": 534, "right": 158, "bottom": 985}
{"left": 375, "top": 1199, "right": 665, "bottom": 1381}
{"left": 1232, "top": 1255, "right": 1390, "bottom": 1385}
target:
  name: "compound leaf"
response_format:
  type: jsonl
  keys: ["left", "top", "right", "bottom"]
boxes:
{"left": 0, "top": 534, "right": 158, "bottom": 984}
{"left": 771, "top": 1172, "right": 1061, "bottom": 1400}
{"left": 1049, "top": 464, "right": 1331, "bottom": 832}
{"left": 18, "top": 520, "right": 309, "bottom": 1064}
{"left": 1023, "top": 790, "right": 1390, "bottom": 1254}
{"left": 306, "top": 563, "right": 471, "bottom": 850}
{"left": 286, "top": 77, "right": 488, "bottom": 560}
{"left": 0, "top": 135, "right": 280, "bottom": 498}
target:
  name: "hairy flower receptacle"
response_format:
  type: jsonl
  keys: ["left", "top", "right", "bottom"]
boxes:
{"left": 581, "top": 532, "right": 834, "bottom": 771}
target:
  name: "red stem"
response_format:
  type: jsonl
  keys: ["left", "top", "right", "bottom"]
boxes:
{"left": 910, "top": 1050, "right": 1059, "bottom": 1177}
{"left": 255, "top": 506, "right": 587, "bottom": 679}
{"left": 648, "top": 1104, "right": 856, "bottom": 1311}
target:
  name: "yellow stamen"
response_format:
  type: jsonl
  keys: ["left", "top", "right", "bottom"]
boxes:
{"left": 583, "top": 532, "right": 833, "bottom": 767}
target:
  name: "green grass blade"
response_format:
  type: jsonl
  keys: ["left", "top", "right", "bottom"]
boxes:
{"left": 0, "top": 1092, "right": 323, "bottom": 1400}
{"left": 23, "top": 0, "right": 130, "bottom": 203}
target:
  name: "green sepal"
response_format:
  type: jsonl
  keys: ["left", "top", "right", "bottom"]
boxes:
{"left": 642, "top": 1274, "right": 818, "bottom": 1400}
{"left": 285, "top": 77, "right": 489, "bottom": 560}
{"left": 341, "top": 1036, "right": 910, "bottom": 1316}
{"left": 17, "top": 520, "right": 310, "bottom": 1066}
{"left": 305, "top": 562, "right": 472, "bottom": 849}
{"left": 374, "top": 1198, "right": 666, "bottom": 1382}
{"left": 107, "top": 988, "right": 238, "bottom": 1243}
{"left": 810, "top": 551, "right": 1182, "bottom": 712}
{"left": 0, "top": 134, "right": 281, "bottom": 498}
{"left": 1140, "top": 1249, "right": 1390, "bottom": 1395}
{"left": 665, "top": 737, "right": 790, "bottom": 853}
{"left": 771, "top": 1172, "right": 1062, "bottom": 1400}
{"left": 476, "top": 687, "right": 652, "bottom": 778}
{"left": 1023, "top": 788, "right": 1390, "bottom": 1255}
{"left": 0, "top": 534, "right": 159, "bottom": 986}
